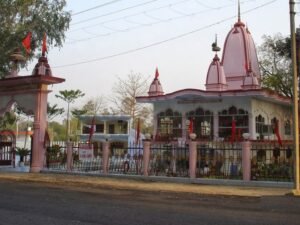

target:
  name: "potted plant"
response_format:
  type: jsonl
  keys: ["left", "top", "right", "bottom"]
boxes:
{"left": 15, "top": 147, "right": 30, "bottom": 166}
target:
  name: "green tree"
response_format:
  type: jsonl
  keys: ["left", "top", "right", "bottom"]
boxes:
{"left": 258, "top": 33, "right": 292, "bottom": 98}
{"left": 55, "top": 89, "right": 85, "bottom": 141}
{"left": 71, "top": 108, "right": 87, "bottom": 141}
{"left": 47, "top": 103, "right": 65, "bottom": 121}
{"left": 0, "top": 111, "right": 17, "bottom": 129}
{"left": 48, "top": 121, "right": 65, "bottom": 141}
{"left": 0, "top": 0, "right": 71, "bottom": 77}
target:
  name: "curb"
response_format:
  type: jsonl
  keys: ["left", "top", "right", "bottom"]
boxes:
{"left": 0, "top": 170, "right": 292, "bottom": 197}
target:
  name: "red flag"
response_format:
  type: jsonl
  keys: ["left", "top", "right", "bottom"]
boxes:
{"left": 155, "top": 67, "right": 159, "bottom": 79}
{"left": 189, "top": 118, "right": 194, "bottom": 134}
{"left": 22, "top": 32, "right": 31, "bottom": 54}
{"left": 135, "top": 118, "right": 140, "bottom": 145}
{"left": 230, "top": 119, "right": 236, "bottom": 143}
{"left": 42, "top": 33, "right": 47, "bottom": 56}
{"left": 88, "top": 116, "right": 96, "bottom": 147}
{"left": 274, "top": 119, "right": 282, "bottom": 146}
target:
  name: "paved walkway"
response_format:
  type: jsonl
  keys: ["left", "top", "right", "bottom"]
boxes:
{"left": 0, "top": 170, "right": 293, "bottom": 197}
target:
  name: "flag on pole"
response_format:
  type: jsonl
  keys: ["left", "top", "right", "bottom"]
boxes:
{"left": 274, "top": 119, "right": 282, "bottom": 146}
{"left": 42, "top": 33, "right": 47, "bottom": 56}
{"left": 230, "top": 119, "right": 236, "bottom": 143}
{"left": 22, "top": 32, "right": 31, "bottom": 54}
{"left": 88, "top": 116, "right": 96, "bottom": 148}
{"left": 135, "top": 118, "right": 140, "bottom": 145}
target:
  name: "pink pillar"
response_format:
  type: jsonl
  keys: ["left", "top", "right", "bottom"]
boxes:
{"left": 143, "top": 141, "right": 151, "bottom": 176}
{"left": 189, "top": 141, "right": 197, "bottom": 178}
{"left": 242, "top": 141, "right": 251, "bottom": 181}
{"left": 66, "top": 142, "right": 73, "bottom": 172}
{"left": 30, "top": 121, "right": 41, "bottom": 172}
{"left": 102, "top": 141, "right": 110, "bottom": 174}
{"left": 30, "top": 88, "right": 48, "bottom": 173}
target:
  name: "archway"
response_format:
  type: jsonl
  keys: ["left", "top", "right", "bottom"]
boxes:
{"left": 0, "top": 54, "right": 64, "bottom": 172}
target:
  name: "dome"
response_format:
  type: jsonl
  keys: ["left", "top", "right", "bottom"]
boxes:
{"left": 148, "top": 68, "right": 164, "bottom": 96}
{"left": 242, "top": 67, "right": 260, "bottom": 90}
{"left": 32, "top": 56, "right": 52, "bottom": 76}
{"left": 221, "top": 6, "right": 260, "bottom": 90}
{"left": 205, "top": 54, "right": 227, "bottom": 91}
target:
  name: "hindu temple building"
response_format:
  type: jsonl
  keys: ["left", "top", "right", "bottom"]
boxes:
{"left": 136, "top": 6, "right": 292, "bottom": 143}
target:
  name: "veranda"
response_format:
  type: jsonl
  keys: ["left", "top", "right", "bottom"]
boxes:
{"left": 45, "top": 140, "right": 294, "bottom": 182}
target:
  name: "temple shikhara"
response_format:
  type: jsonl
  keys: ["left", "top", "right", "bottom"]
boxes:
{"left": 137, "top": 6, "right": 292, "bottom": 143}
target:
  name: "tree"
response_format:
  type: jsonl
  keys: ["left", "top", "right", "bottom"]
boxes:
{"left": 48, "top": 121, "right": 65, "bottom": 141}
{"left": 82, "top": 96, "right": 108, "bottom": 115}
{"left": 258, "top": 33, "right": 293, "bottom": 98}
{"left": 0, "top": 0, "right": 71, "bottom": 77}
{"left": 71, "top": 108, "right": 87, "bottom": 141}
{"left": 0, "top": 111, "right": 17, "bottom": 129}
{"left": 55, "top": 89, "right": 85, "bottom": 141}
{"left": 47, "top": 103, "right": 65, "bottom": 121}
{"left": 110, "top": 71, "right": 152, "bottom": 127}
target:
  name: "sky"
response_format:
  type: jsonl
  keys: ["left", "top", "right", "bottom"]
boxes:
{"left": 19, "top": 0, "right": 293, "bottom": 120}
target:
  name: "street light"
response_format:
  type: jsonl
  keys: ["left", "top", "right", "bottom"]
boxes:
{"left": 290, "top": 0, "right": 300, "bottom": 195}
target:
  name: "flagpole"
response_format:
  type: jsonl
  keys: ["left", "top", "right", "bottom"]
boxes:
{"left": 290, "top": 0, "right": 300, "bottom": 195}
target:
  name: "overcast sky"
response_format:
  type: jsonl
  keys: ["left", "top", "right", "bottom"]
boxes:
{"left": 19, "top": 0, "right": 293, "bottom": 119}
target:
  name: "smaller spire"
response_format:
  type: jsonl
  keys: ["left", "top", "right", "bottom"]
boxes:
{"left": 155, "top": 67, "right": 159, "bottom": 79}
{"left": 211, "top": 34, "right": 221, "bottom": 52}
{"left": 238, "top": 0, "right": 241, "bottom": 23}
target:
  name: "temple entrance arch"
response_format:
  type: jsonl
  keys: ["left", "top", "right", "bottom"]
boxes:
{"left": 0, "top": 129, "right": 16, "bottom": 166}
{"left": 0, "top": 54, "right": 64, "bottom": 172}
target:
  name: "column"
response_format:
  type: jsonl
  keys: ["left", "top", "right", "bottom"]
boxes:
{"left": 143, "top": 140, "right": 151, "bottom": 176}
{"left": 189, "top": 140, "right": 197, "bottom": 178}
{"left": 102, "top": 141, "right": 110, "bottom": 174}
{"left": 30, "top": 89, "right": 48, "bottom": 173}
{"left": 182, "top": 114, "right": 187, "bottom": 142}
{"left": 30, "top": 121, "right": 41, "bottom": 173}
{"left": 213, "top": 112, "right": 219, "bottom": 141}
{"left": 66, "top": 141, "right": 73, "bottom": 172}
{"left": 249, "top": 113, "right": 256, "bottom": 140}
{"left": 153, "top": 114, "right": 157, "bottom": 140}
{"left": 242, "top": 141, "right": 251, "bottom": 181}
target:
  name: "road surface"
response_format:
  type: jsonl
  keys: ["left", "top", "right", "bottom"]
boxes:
{"left": 0, "top": 180, "right": 299, "bottom": 225}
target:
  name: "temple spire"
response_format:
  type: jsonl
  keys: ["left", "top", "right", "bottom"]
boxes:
{"left": 211, "top": 34, "right": 221, "bottom": 52}
{"left": 238, "top": 0, "right": 241, "bottom": 23}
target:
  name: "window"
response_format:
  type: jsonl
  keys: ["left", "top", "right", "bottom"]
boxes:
{"left": 96, "top": 124, "right": 104, "bottom": 133}
{"left": 218, "top": 106, "right": 248, "bottom": 139}
{"left": 255, "top": 115, "right": 265, "bottom": 139}
{"left": 157, "top": 109, "right": 182, "bottom": 139}
{"left": 186, "top": 108, "right": 213, "bottom": 139}
{"left": 108, "top": 124, "right": 115, "bottom": 134}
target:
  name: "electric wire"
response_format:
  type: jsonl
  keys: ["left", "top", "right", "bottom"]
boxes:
{"left": 66, "top": 3, "right": 236, "bottom": 43}
{"left": 71, "top": 0, "right": 122, "bottom": 16}
{"left": 53, "top": 0, "right": 277, "bottom": 69}
{"left": 71, "top": 0, "right": 159, "bottom": 26}
{"left": 68, "top": 0, "right": 191, "bottom": 33}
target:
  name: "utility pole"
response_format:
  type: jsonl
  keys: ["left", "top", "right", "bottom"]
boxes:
{"left": 290, "top": 0, "right": 300, "bottom": 195}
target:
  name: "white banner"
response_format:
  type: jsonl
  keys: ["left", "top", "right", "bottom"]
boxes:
{"left": 78, "top": 143, "right": 93, "bottom": 160}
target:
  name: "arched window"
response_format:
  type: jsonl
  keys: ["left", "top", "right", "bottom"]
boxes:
{"left": 255, "top": 115, "right": 266, "bottom": 139}
{"left": 218, "top": 106, "right": 248, "bottom": 139}
{"left": 186, "top": 108, "right": 213, "bottom": 139}
{"left": 157, "top": 109, "right": 182, "bottom": 139}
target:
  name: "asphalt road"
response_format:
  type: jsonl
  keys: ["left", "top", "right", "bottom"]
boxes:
{"left": 0, "top": 180, "right": 299, "bottom": 225}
